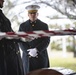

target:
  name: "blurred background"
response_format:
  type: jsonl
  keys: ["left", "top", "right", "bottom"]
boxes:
{"left": 2, "top": 0, "right": 76, "bottom": 71}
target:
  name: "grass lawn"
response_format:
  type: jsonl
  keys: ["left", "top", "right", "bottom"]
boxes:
{"left": 48, "top": 51, "right": 76, "bottom": 72}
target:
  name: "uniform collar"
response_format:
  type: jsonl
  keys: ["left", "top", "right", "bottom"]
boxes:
{"left": 29, "top": 19, "right": 37, "bottom": 24}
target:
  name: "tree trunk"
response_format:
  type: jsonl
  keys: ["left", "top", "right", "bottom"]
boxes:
{"left": 73, "top": 35, "right": 76, "bottom": 57}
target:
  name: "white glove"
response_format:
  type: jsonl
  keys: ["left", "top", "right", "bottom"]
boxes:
{"left": 0, "top": 32, "right": 6, "bottom": 40}
{"left": 27, "top": 48, "right": 38, "bottom": 57}
{"left": 21, "top": 36, "right": 35, "bottom": 42}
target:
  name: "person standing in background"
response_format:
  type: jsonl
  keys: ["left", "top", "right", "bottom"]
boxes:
{"left": 19, "top": 4, "right": 50, "bottom": 74}
{"left": 0, "top": 0, "right": 24, "bottom": 75}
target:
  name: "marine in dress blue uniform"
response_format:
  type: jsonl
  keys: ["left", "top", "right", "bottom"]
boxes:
{"left": 19, "top": 4, "right": 50, "bottom": 73}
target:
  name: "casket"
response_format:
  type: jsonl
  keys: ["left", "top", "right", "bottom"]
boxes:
{"left": 26, "top": 67, "right": 76, "bottom": 75}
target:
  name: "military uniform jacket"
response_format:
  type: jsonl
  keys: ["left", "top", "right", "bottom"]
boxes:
{"left": 19, "top": 19, "right": 50, "bottom": 71}
{"left": 0, "top": 9, "right": 24, "bottom": 75}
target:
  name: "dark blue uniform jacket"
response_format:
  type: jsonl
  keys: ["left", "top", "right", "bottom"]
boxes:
{"left": 19, "top": 19, "right": 50, "bottom": 72}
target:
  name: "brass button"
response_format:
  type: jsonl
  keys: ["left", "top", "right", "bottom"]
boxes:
{"left": 32, "top": 24, "right": 34, "bottom": 26}
{"left": 16, "top": 51, "right": 20, "bottom": 54}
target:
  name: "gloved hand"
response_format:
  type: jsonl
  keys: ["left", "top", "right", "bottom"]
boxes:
{"left": 27, "top": 48, "right": 38, "bottom": 57}
{"left": 0, "top": 32, "right": 5, "bottom": 40}
{"left": 21, "top": 36, "right": 35, "bottom": 42}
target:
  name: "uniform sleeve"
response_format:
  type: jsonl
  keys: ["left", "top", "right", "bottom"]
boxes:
{"left": 18, "top": 23, "right": 28, "bottom": 51}
{"left": 36, "top": 37, "right": 50, "bottom": 52}
{"left": 36, "top": 23, "right": 50, "bottom": 52}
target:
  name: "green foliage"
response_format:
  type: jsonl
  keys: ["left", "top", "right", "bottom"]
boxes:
{"left": 66, "top": 45, "right": 74, "bottom": 52}
{"left": 49, "top": 24, "right": 62, "bottom": 29}
{"left": 65, "top": 24, "right": 71, "bottom": 29}
{"left": 51, "top": 41, "right": 62, "bottom": 50}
